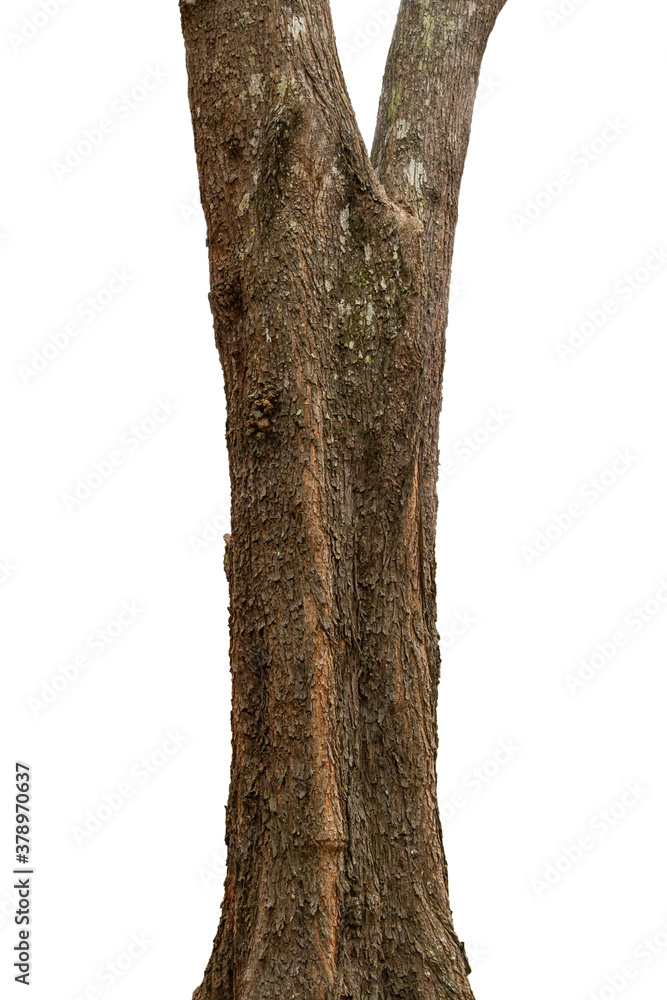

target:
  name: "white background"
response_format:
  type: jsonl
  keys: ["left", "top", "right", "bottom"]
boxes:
{"left": 1, "top": 1, "right": 666, "bottom": 999}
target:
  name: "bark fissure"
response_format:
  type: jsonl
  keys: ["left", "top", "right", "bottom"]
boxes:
{"left": 179, "top": 1, "right": 507, "bottom": 997}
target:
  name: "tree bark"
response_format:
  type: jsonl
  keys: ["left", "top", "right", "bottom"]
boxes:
{"left": 179, "top": 1, "right": 507, "bottom": 997}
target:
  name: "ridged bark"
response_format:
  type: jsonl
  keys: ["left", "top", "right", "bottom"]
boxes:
{"left": 179, "top": 2, "right": 507, "bottom": 997}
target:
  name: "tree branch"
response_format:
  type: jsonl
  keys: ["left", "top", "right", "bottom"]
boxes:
{"left": 179, "top": 0, "right": 380, "bottom": 258}
{"left": 372, "top": 0, "right": 507, "bottom": 266}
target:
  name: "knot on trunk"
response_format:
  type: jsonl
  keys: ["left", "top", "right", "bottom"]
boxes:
{"left": 247, "top": 395, "right": 276, "bottom": 436}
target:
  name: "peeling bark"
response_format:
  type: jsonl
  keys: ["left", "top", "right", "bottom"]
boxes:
{"left": 179, "top": 1, "right": 507, "bottom": 997}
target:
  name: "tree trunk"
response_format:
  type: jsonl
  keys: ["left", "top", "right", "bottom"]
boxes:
{"left": 179, "top": 1, "right": 507, "bottom": 997}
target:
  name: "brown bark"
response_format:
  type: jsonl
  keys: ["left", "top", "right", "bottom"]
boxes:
{"left": 179, "top": 2, "right": 507, "bottom": 997}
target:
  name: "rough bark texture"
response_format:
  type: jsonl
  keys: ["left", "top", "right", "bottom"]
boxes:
{"left": 179, "top": 2, "right": 507, "bottom": 997}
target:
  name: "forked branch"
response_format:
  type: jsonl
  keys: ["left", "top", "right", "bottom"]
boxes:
{"left": 372, "top": 0, "right": 508, "bottom": 282}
